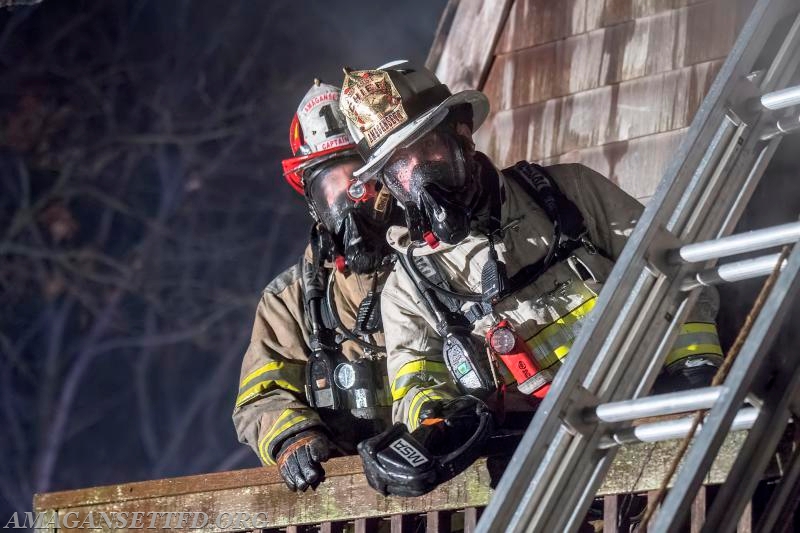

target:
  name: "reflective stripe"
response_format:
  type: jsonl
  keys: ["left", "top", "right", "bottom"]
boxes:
{"left": 407, "top": 389, "right": 451, "bottom": 431}
{"left": 666, "top": 322, "right": 723, "bottom": 366}
{"left": 257, "top": 409, "right": 316, "bottom": 465}
{"left": 391, "top": 359, "right": 449, "bottom": 401}
{"left": 526, "top": 296, "right": 597, "bottom": 370}
{"left": 235, "top": 361, "right": 305, "bottom": 407}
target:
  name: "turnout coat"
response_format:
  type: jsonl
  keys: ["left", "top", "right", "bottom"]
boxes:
{"left": 233, "top": 246, "right": 391, "bottom": 465}
{"left": 380, "top": 163, "right": 723, "bottom": 429}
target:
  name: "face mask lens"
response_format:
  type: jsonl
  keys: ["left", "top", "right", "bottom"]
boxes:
{"left": 381, "top": 128, "right": 465, "bottom": 204}
{"left": 307, "top": 158, "right": 383, "bottom": 234}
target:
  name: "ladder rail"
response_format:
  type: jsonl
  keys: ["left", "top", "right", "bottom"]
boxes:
{"left": 541, "top": 290, "right": 701, "bottom": 531}
{"left": 755, "top": 440, "right": 800, "bottom": 532}
{"left": 653, "top": 243, "right": 800, "bottom": 532}
{"left": 477, "top": 0, "right": 797, "bottom": 530}
{"left": 717, "top": 7, "right": 800, "bottom": 237}
{"left": 705, "top": 359, "right": 800, "bottom": 531}
{"left": 657, "top": 9, "right": 800, "bottom": 526}
{"left": 673, "top": 120, "right": 748, "bottom": 240}
{"left": 717, "top": 141, "right": 780, "bottom": 236}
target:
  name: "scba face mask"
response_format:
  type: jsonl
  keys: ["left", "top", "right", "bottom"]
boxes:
{"left": 380, "top": 126, "right": 478, "bottom": 245}
{"left": 306, "top": 156, "right": 393, "bottom": 273}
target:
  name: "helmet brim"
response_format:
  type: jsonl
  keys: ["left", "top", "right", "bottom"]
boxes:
{"left": 282, "top": 144, "right": 358, "bottom": 194}
{"left": 353, "top": 89, "right": 489, "bottom": 180}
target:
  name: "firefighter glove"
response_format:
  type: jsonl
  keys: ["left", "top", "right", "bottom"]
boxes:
{"left": 276, "top": 429, "right": 331, "bottom": 492}
{"left": 358, "top": 396, "right": 492, "bottom": 497}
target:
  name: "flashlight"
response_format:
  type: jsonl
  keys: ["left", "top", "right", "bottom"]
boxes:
{"left": 486, "top": 320, "right": 551, "bottom": 398}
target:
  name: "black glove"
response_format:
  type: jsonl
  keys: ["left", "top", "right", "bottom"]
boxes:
{"left": 275, "top": 429, "right": 331, "bottom": 492}
{"left": 653, "top": 356, "right": 720, "bottom": 394}
{"left": 358, "top": 396, "right": 492, "bottom": 497}
{"left": 415, "top": 396, "right": 488, "bottom": 461}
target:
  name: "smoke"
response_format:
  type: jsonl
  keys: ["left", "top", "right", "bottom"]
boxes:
{"left": 715, "top": 130, "right": 800, "bottom": 386}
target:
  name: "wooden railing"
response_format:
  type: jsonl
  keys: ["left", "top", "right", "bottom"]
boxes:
{"left": 33, "top": 429, "right": 785, "bottom": 532}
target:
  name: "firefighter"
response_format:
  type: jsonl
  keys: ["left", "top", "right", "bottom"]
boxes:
{"left": 339, "top": 62, "right": 724, "bottom": 495}
{"left": 232, "top": 80, "right": 399, "bottom": 492}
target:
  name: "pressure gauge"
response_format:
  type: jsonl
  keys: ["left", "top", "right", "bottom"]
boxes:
{"left": 334, "top": 363, "right": 356, "bottom": 390}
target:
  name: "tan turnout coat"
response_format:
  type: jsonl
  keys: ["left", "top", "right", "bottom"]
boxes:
{"left": 380, "top": 163, "right": 722, "bottom": 428}
{"left": 232, "top": 247, "right": 391, "bottom": 465}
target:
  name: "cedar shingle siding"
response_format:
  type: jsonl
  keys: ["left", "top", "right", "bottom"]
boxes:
{"left": 436, "top": 0, "right": 754, "bottom": 202}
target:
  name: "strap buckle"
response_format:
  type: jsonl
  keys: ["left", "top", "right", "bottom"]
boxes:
{"left": 580, "top": 232, "right": 597, "bottom": 255}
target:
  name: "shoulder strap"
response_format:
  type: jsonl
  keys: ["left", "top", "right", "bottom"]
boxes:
{"left": 397, "top": 253, "right": 488, "bottom": 333}
{"left": 504, "top": 161, "right": 586, "bottom": 240}
{"left": 300, "top": 256, "right": 339, "bottom": 336}
{"left": 411, "top": 254, "right": 489, "bottom": 324}
{"left": 498, "top": 162, "right": 602, "bottom": 296}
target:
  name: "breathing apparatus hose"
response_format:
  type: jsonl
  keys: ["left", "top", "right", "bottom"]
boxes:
{"left": 404, "top": 218, "right": 563, "bottom": 305}
{"left": 325, "top": 273, "right": 385, "bottom": 354}
{"left": 405, "top": 241, "right": 484, "bottom": 302}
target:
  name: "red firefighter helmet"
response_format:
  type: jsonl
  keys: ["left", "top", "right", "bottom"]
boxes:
{"left": 282, "top": 80, "right": 358, "bottom": 194}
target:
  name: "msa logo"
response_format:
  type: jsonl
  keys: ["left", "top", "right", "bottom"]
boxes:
{"left": 390, "top": 438, "right": 429, "bottom": 467}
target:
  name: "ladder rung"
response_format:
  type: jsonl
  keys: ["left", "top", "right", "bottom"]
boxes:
{"left": 681, "top": 252, "right": 785, "bottom": 290}
{"left": 761, "top": 113, "right": 800, "bottom": 140}
{"left": 674, "top": 221, "right": 800, "bottom": 263}
{"left": 761, "top": 84, "right": 800, "bottom": 110}
{"left": 603, "top": 407, "right": 758, "bottom": 447}
{"left": 594, "top": 387, "right": 723, "bottom": 423}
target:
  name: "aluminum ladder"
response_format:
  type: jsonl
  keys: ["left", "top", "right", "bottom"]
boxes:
{"left": 477, "top": 0, "right": 800, "bottom": 530}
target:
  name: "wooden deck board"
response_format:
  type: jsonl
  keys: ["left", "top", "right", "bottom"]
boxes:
{"left": 34, "top": 430, "right": 782, "bottom": 532}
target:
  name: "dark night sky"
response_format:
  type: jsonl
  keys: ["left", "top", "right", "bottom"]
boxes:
{"left": 0, "top": 0, "right": 446, "bottom": 522}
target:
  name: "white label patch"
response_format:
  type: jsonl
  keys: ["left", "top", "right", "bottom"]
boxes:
{"left": 390, "top": 438, "right": 429, "bottom": 467}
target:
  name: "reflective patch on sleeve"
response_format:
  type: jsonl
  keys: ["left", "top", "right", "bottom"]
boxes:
{"left": 257, "top": 408, "right": 318, "bottom": 465}
{"left": 390, "top": 359, "right": 449, "bottom": 401}
{"left": 235, "top": 360, "right": 305, "bottom": 407}
{"left": 526, "top": 296, "right": 597, "bottom": 370}
{"left": 665, "top": 322, "right": 724, "bottom": 367}
{"left": 406, "top": 389, "right": 453, "bottom": 432}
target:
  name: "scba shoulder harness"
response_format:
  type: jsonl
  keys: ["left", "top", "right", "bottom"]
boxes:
{"left": 399, "top": 160, "right": 603, "bottom": 398}
{"left": 300, "top": 243, "right": 388, "bottom": 417}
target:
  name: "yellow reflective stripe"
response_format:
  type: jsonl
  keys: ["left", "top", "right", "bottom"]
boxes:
{"left": 257, "top": 409, "right": 314, "bottom": 465}
{"left": 236, "top": 378, "right": 302, "bottom": 408}
{"left": 407, "top": 389, "right": 449, "bottom": 432}
{"left": 666, "top": 322, "right": 723, "bottom": 366}
{"left": 666, "top": 344, "right": 725, "bottom": 365}
{"left": 526, "top": 296, "right": 597, "bottom": 369}
{"left": 240, "top": 361, "right": 283, "bottom": 389}
{"left": 681, "top": 322, "right": 719, "bottom": 335}
{"left": 236, "top": 361, "right": 304, "bottom": 407}
{"left": 391, "top": 359, "right": 449, "bottom": 401}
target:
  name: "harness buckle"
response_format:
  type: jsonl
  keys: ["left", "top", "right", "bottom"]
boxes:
{"left": 580, "top": 232, "right": 597, "bottom": 255}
